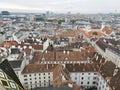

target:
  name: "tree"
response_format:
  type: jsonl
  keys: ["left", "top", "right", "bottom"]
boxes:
{"left": 93, "top": 32, "right": 98, "bottom": 36}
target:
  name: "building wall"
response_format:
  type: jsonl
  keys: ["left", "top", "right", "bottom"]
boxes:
{"left": 105, "top": 49, "right": 120, "bottom": 68}
{"left": 70, "top": 72, "right": 98, "bottom": 88}
{"left": 7, "top": 54, "right": 19, "bottom": 61}
{"left": 97, "top": 73, "right": 109, "bottom": 90}
{"left": 69, "top": 72, "right": 110, "bottom": 90}
{"left": 43, "top": 39, "right": 49, "bottom": 51}
{"left": 21, "top": 72, "right": 53, "bottom": 89}
{"left": 94, "top": 43, "right": 106, "bottom": 57}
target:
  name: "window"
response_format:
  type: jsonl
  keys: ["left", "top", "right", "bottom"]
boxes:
{"left": 75, "top": 77, "right": 77, "bottom": 80}
{"left": 81, "top": 77, "right": 84, "bottom": 80}
{"left": 93, "top": 77, "right": 96, "bottom": 80}
{"left": 24, "top": 82, "right": 28, "bottom": 85}
{"left": 39, "top": 74, "right": 41, "bottom": 76}
{"left": 93, "top": 81, "right": 96, "bottom": 84}
{"left": 24, "top": 75, "right": 27, "bottom": 77}
{"left": 34, "top": 74, "right": 36, "bottom": 76}
{"left": 87, "top": 82, "right": 89, "bottom": 84}
{"left": 99, "top": 87, "right": 101, "bottom": 90}
{"left": 30, "top": 78, "right": 32, "bottom": 80}
{"left": 29, "top": 74, "right": 31, "bottom": 77}
{"left": 39, "top": 77, "right": 41, "bottom": 79}
{"left": 88, "top": 73, "right": 90, "bottom": 75}
{"left": 24, "top": 79, "right": 28, "bottom": 81}
{"left": 81, "top": 82, "right": 83, "bottom": 84}
{"left": 82, "top": 73, "right": 84, "bottom": 75}
{"left": 88, "top": 77, "right": 90, "bottom": 80}
{"left": 94, "top": 73, "right": 97, "bottom": 75}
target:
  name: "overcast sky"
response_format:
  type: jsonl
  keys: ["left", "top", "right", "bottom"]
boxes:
{"left": 0, "top": 0, "right": 120, "bottom": 13}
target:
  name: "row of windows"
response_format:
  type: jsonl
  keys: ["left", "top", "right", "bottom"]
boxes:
{"left": 75, "top": 73, "right": 97, "bottom": 75}
{"left": 80, "top": 81, "right": 96, "bottom": 85}
{"left": 24, "top": 73, "right": 51, "bottom": 77}
{"left": 74, "top": 76, "right": 97, "bottom": 80}
{"left": 24, "top": 81, "right": 51, "bottom": 89}
{"left": 24, "top": 80, "right": 51, "bottom": 85}
{"left": 24, "top": 76, "right": 51, "bottom": 81}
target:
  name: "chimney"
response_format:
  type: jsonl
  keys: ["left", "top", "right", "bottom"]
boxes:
{"left": 67, "top": 51, "right": 69, "bottom": 54}
{"left": 63, "top": 50, "right": 66, "bottom": 54}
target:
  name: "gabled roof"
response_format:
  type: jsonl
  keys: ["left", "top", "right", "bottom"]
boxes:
{"left": 66, "top": 63, "right": 100, "bottom": 72}
{"left": 22, "top": 64, "right": 57, "bottom": 74}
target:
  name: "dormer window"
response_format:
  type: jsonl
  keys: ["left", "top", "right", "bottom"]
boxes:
{"left": 65, "top": 57, "right": 68, "bottom": 60}
{"left": 42, "top": 58, "right": 45, "bottom": 61}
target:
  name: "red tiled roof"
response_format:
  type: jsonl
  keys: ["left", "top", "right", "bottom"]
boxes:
{"left": 22, "top": 64, "right": 57, "bottom": 74}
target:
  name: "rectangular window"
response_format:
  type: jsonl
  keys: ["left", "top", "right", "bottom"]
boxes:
{"left": 24, "top": 75, "right": 27, "bottom": 77}
{"left": 87, "top": 82, "right": 89, "bottom": 84}
{"left": 93, "top": 77, "right": 96, "bottom": 80}
{"left": 24, "top": 79, "right": 28, "bottom": 81}
{"left": 81, "top": 82, "right": 83, "bottom": 84}
{"left": 75, "top": 77, "right": 77, "bottom": 80}
{"left": 81, "top": 77, "right": 84, "bottom": 80}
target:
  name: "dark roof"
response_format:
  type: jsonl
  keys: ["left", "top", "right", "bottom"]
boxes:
{"left": 107, "top": 45, "right": 120, "bottom": 56}
{"left": 109, "top": 69, "right": 120, "bottom": 90}
{"left": 100, "top": 61, "right": 116, "bottom": 77}
{"left": 9, "top": 60, "right": 22, "bottom": 69}
{"left": 96, "top": 39, "right": 108, "bottom": 51}
{"left": 11, "top": 48, "right": 20, "bottom": 54}
{"left": 34, "top": 87, "right": 73, "bottom": 90}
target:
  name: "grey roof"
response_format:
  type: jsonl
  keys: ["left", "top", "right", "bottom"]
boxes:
{"left": 107, "top": 45, "right": 120, "bottom": 56}
{"left": 9, "top": 60, "right": 22, "bottom": 69}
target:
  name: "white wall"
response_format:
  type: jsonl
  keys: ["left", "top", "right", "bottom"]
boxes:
{"left": 21, "top": 72, "right": 53, "bottom": 89}
{"left": 43, "top": 39, "right": 49, "bottom": 51}
{"left": 105, "top": 49, "right": 120, "bottom": 68}
{"left": 69, "top": 72, "right": 110, "bottom": 90}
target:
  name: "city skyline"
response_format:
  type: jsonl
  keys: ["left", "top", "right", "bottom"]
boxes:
{"left": 0, "top": 0, "right": 120, "bottom": 14}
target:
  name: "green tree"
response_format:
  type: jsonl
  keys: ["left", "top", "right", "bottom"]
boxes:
{"left": 93, "top": 32, "right": 98, "bottom": 35}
